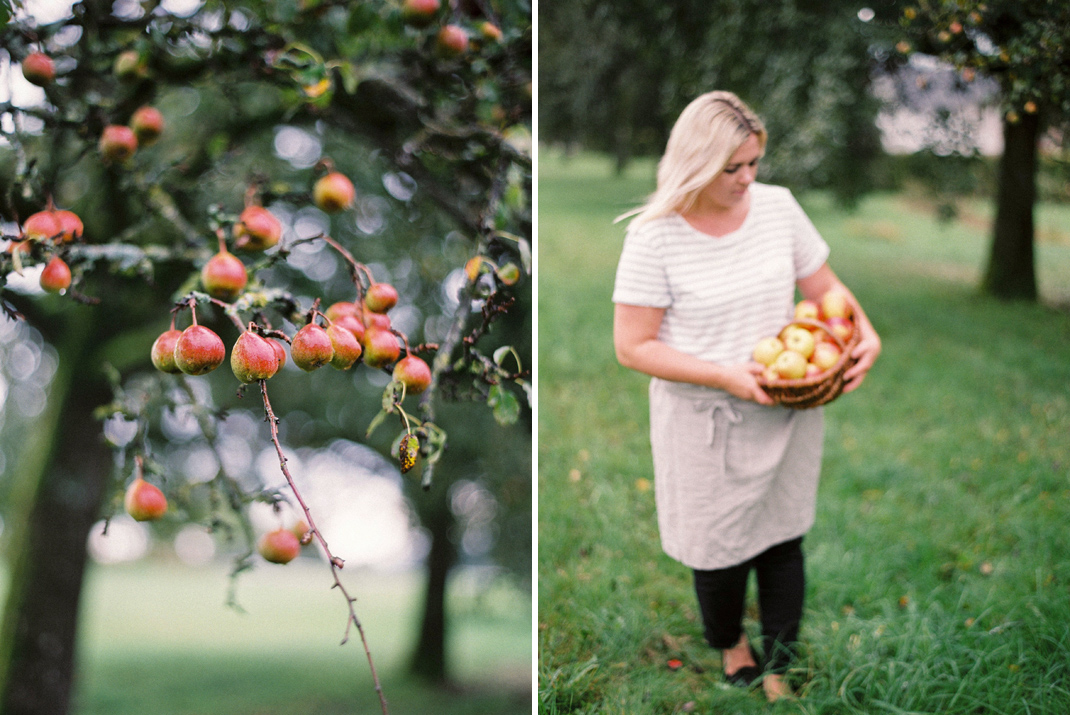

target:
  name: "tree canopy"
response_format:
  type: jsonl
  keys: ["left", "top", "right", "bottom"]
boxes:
{"left": 538, "top": 0, "right": 895, "bottom": 205}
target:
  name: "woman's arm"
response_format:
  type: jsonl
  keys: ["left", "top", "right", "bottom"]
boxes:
{"left": 613, "top": 303, "right": 774, "bottom": 404}
{"left": 796, "top": 263, "right": 881, "bottom": 393}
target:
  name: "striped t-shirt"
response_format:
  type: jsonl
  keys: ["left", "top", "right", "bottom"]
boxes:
{"left": 613, "top": 182, "right": 830, "bottom": 367}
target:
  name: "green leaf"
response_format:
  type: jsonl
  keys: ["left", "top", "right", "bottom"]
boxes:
{"left": 365, "top": 408, "right": 389, "bottom": 439}
{"left": 488, "top": 384, "right": 520, "bottom": 426}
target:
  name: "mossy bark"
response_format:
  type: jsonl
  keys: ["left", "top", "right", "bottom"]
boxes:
{"left": 0, "top": 311, "right": 112, "bottom": 715}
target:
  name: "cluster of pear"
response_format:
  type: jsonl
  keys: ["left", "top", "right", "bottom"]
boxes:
{"left": 752, "top": 289, "right": 855, "bottom": 381}
{"left": 10, "top": 49, "right": 167, "bottom": 294}
{"left": 150, "top": 288, "right": 431, "bottom": 394}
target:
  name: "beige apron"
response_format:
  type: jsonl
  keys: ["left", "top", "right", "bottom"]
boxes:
{"left": 648, "top": 377, "right": 824, "bottom": 570}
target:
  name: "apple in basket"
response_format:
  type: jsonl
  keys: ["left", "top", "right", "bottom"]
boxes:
{"left": 752, "top": 337, "right": 784, "bottom": 367}
{"left": 820, "top": 289, "right": 852, "bottom": 320}
{"left": 770, "top": 350, "right": 808, "bottom": 380}
{"left": 810, "top": 341, "right": 842, "bottom": 372}
{"left": 825, "top": 316, "right": 854, "bottom": 343}
{"left": 794, "top": 299, "right": 820, "bottom": 321}
{"left": 779, "top": 325, "right": 815, "bottom": 360}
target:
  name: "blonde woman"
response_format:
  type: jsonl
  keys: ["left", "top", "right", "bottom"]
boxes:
{"left": 612, "top": 91, "right": 881, "bottom": 702}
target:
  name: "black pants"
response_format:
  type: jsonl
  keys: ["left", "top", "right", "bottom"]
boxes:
{"left": 692, "top": 536, "right": 804, "bottom": 673}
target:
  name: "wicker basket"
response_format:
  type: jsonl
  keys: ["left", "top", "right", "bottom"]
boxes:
{"left": 757, "top": 318, "right": 860, "bottom": 409}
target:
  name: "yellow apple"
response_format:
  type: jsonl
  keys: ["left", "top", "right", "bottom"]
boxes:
{"left": 820, "top": 289, "right": 852, "bottom": 320}
{"left": 772, "top": 350, "right": 808, "bottom": 379}
{"left": 752, "top": 337, "right": 784, "bottom": 367}
{"left": 780, "top": 326, "right": 815, "bottom": 360}
{"left": 794, "top": 299, "right": 820, "bottom": 321}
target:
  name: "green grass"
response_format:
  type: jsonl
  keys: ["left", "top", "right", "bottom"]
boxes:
{"left": 64, "top": 560, "right": 530, "bottom": 714}
{"left": 537, "top": 148, "right": 1070, "bottom": 714}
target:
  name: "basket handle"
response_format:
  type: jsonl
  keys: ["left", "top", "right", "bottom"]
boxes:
{"left": 783, "top": 317, "right": 849, "bottom": 352}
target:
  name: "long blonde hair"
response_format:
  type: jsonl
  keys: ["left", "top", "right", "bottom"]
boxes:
{"left": 617, "top": 91, "right": 767, "bottom": 225}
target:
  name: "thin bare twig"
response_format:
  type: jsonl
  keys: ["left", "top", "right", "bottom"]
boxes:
{"left": 258, "top": 380, "right": 389, "bottom": 715}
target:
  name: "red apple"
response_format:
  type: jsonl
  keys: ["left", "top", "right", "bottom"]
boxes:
{"left": 401, "top": 0, "right": 440, "bottom": 26}
{"left": 258, "top": 528, "right": 300, "bottom": 564}
{"left": 130, "top": 106, "right": 164, "bottom": 146}
{"left": 436, "top": 25, "right": 469, "bottom": 57}
{"left": 810, "top": 341, "right": 842, "bottom": 372}
{"left": 233, "top": 205, "right": 282, "bottom": 251}
{"left": 22, "top": 52, "right": 55, "bottom": 86}
{"left": 201, "top": 250, "right": 247, "bottom": 300}
{"left": 99, "top": 125, "right": 138, "bottom": 163}
{"left": 825, "top": 316, "right": 854, "bottom": 343}
{"left": 312, "top": 171, "right": 356, "bottom": 213}
{"left": 124, "top": 478, "right": 168, "bottom": 521}
{"left": 39, "top": 256, "right": 71, "bottom": 293}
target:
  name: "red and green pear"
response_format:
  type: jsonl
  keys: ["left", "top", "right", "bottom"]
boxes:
{"left": 174, "top": 325, "right": 226, "bottom": 375}
{"left": 290, "top": 323, "right": 334, "bottom": 371}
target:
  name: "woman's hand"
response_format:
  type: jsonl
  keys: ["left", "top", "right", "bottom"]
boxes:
{"left": 842, "top": 322, "right": 881, "bottom": 394}
{"left": 722, "top": 363, "right": 776, "bottom": 405}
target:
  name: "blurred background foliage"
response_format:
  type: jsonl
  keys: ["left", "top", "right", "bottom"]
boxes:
{"left": 540, "top": 0, "right": 1070, "bottom": 299}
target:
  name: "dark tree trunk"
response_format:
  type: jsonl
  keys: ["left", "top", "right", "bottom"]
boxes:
{"left": 0, "top": 312, "right": 112, "bottom": 715}
{"left": 983, "top": 112, "right": 1040, "bottom": 301}
{"left": 408, "top": 495, "right": 458, "bottom": 683}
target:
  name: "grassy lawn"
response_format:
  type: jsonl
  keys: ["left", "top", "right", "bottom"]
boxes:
{"left": 65, "top": 559, "right": 529, "bottom": 714}
{"left": 537, "top": 148, "right": 1070, "bottom": 713}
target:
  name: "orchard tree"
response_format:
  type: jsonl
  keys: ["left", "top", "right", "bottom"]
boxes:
{"left": 539, "top": 0, "right": 886, "bottom": 206}
{"left": 898, "top": 0, "right": 1070, "bottom": 301}
{"left": 0, "top": 0, "right": 531, "bottom": 713}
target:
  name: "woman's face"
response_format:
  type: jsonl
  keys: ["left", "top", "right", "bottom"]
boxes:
{"left": 699, "top": 133, "right": 763, "bottom": 212}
